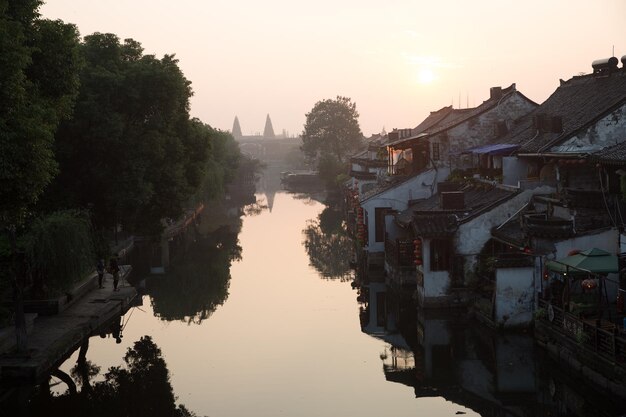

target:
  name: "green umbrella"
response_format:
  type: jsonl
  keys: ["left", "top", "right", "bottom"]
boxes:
{"left": 546, "top": 248, "right": 618, "bottom": 275}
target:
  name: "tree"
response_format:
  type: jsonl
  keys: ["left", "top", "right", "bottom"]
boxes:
{"left": 0, "top": 2, "right": 81, "bottom": 225}
{"left": 23, "top": 210, "right": 95, "bottom": 296}
{"left": 45, "top": 34, "right": 222, "bottom": 236}
{"left": 301, "top": 96, "right": 363, "bottom": 167}
{"left": 0, "top": 0, "right": 82, "bottom": 352}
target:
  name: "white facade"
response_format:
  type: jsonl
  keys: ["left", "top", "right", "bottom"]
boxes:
{"left": 494, "top": 267, "right": 535, "bottom": 328}
{"left": 361, "top": 168, "right": 449, "bottom": 252}
{"left": 551, "top": 104, "right": 626, "bottom": 153}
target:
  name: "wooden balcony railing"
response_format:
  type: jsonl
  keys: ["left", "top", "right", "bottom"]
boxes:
{"left": 385, "top": 238, "right": 415, "bottom": 270}
{"left": 538, "top": 299, "right": 626, "bottom": 364}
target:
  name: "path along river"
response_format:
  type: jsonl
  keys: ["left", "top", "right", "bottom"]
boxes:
{"left": 39, "top": 191, "right": 626, "bottom": 416}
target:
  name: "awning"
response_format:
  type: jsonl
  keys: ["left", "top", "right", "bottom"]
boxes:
{"left": 546, "top": 248, "right": 618, "bottom": 275}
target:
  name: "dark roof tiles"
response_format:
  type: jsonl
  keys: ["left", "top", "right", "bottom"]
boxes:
{"left": 503, "top": 70, "right": 626, "bottom": 153}
{"left": 397, "top": 183, "right": 518, "bottom": 236}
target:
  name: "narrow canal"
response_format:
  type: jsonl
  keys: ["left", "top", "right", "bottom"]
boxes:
{"left": 21, "top": 190, "right": 626, "bottom": 416}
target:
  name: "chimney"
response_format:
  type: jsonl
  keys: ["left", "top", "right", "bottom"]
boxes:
{"left": 490, "top": 86, "right": 503, "bottom": 100}
{"left": 622, "top": 55, "right": 626, "bottom": 69}
{"left": 551, "top": 116, "right": 563, "bottom": 133}
{"left": 437, "top": 181, "right": 460, "bottom": 193}
{"left": 533, "top": 114, "right": 562, "bottom": 133}
{"left": 440, "top": 191, "right": 464, "bottom": 210}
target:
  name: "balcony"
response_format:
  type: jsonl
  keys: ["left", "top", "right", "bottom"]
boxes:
{"left": 537, "top": 299, "right": 626, "bottom": 365}
{"left": 385, "top": 238, "right": 415, "bottom": 271}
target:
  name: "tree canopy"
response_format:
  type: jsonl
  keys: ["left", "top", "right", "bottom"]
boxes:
{"left": 301, "top": 96, "right": 363, "bottom": 165}
{"left": 43, "top": 33, "right": 240, "bottom": 235}
{"left": 0, "top": 0, "right": 82, "bottom": 225}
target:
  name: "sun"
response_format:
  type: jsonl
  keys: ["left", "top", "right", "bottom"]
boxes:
{"left": 418, "top": 68, "right": 436, "bottom": 84}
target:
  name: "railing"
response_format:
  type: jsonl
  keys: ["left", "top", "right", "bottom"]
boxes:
{"left": 385, "top": 238, "right": 415, "bottom": 270}
{"left": 538, "top": 299, "right": 626, "bottom": 364}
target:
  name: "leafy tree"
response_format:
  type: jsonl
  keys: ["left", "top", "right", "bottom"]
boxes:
{"left": 301, "top": 96, "right": 363, "bottom": 174}
{"left": 0, "top": 0, "right": 82, "bottom": 353}
{"left": 23, "top": 210, "right": 95, "bottom": 296}
{"left": 0, "top": 1, "right": 81, "bottom": 225}
{"left": 196, "top": 126, "right": 241, "bottom": 202}
{"left": 45, "top": 34, "right": 222, "bottom": 236}
{"left": 0, "top": 6, "right": 80, "bottom": 224}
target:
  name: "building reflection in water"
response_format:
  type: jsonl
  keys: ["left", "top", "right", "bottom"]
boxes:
{"left": 357, "top": 281, "right": 626, "bottom": 417}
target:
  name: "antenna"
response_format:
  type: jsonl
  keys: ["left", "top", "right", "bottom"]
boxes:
{"left": 613, "top": 45, "right": 615, "bottom": 57}
{"left": 466, "top": 92, "right": 469, "bottom": 109}
{"left": 459, "top": 92, "right": 461, "bottom": 109}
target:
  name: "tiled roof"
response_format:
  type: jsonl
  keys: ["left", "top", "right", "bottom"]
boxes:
{"left": 590, "top": 141, "right": 626, "bottom": 164}
{"left": 394, "top": 84, "right": 534, "bottom": 150}
{"left": 491, "top": 198, "right": 618, "bottom": 251}
{"left": 360, "top": 174, "right": 418, "bottom": 202}
{"left": 424, "top": 84, "right": 528, "bottom": 136}
{"left": 396, "top": 182, "right": 518, "bottom": 236}
{"left": 412, "top": 106, "right": 471, "bottom": 135}
{"left": 412, "top": 214, "right": 458, "bottom": 237}
{"left": 502, "top": 70, "right": 626, "bottom": 153}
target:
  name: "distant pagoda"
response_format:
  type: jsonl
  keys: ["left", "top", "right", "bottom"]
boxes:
{"left": 263, "top": 114, "right": 275, "bottom": 138}
{"left": 232, "top": 116, "right": 242, "bottom": 139}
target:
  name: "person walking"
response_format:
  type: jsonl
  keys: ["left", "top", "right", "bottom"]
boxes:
{"left": 109, "top": 255, "right": 121, "bottom": 291}
{"left": 96, "top": 259, "right": 105, "bottom": 288}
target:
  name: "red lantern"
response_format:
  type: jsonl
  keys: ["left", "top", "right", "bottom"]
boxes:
{"left": 413, "top": 238, "right": 423, "bottom": 266}
{"left": 581, "top": 279, "right": 597, "bottom": 291}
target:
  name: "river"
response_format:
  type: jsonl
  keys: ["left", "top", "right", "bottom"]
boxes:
{"left": 12, "top": 190, "right": 626, "bottom": 416}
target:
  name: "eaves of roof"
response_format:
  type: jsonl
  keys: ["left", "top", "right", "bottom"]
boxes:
{"left": 505, "top": 71, "right": 626, "bottom": 154}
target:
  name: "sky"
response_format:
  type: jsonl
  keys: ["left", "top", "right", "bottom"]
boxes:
{"left": 40, "top": 0, "right": 626, "bottom": 137}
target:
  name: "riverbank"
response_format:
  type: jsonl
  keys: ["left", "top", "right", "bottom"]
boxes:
{"left": 0, "top": 268, "right": 135, "bottom": 383}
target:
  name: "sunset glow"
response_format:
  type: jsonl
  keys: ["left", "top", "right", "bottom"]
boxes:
{"left": 39, "top": 1, "right": 626, "bottom": 135}
{"left": 418, "top": 68, "right": 436, "bottom": 84}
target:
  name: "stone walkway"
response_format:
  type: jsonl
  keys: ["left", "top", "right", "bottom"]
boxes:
{"left": 0, "top": 271, "right": 136, "bottom": 383}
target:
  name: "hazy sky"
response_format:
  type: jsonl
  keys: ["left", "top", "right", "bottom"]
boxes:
{"left": 41, "top": 0, "right": 626, "bottom": 137}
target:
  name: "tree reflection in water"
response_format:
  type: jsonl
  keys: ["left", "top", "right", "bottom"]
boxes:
{"left": 28, "top": 336, "right": 200, "bottom": 417}
{"left": 148, "top": 224, "right": 241, "bottom": 324}
{"left": 303, "top": 204, "right": 353, "bottom": 281}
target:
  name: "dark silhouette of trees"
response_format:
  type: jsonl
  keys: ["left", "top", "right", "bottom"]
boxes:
{"left": 301, "top": 96, "right": 363, "bottom": 186}
{"left": 44, "top": 33, "right": 240, "bottom": 236}
{"left": 303, "top": 206, "right": 353, "bottom": 281}
{"left": 0, "top": 1, "right": 82, "bottom": 226}
{"left": 26, "top": 336, "right": 200, "bottom": 417}
{"left": 0, "top": 0, "right": 82, "bottom": 352}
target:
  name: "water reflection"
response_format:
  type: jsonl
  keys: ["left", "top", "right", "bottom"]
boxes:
{"left": 146, "top": 192, "right": 265, "bottom": 324}
{"left": 35, "top": 336, "right": 195, "bottom": 417}
{"left": 358, "top": 282, "right": 626, "bottom": 416}
{"left": 147, "top": 224, "right": 240, "bottom": 324}
{"left": 303, "top": 205, "right": 353, "bottom": 281}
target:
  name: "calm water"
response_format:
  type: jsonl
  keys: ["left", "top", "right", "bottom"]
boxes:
{"left": 19, "top": 191, "right": 626, "bottom": 416}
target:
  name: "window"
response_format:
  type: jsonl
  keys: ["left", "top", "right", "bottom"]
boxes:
{"left": 432, "top": 143, "right": 440, "bottom": 161}
{"left": 430, "top": 239, "right": 452, "bottom": 271}
{"left": 375, "top": 207, "right": 391, "bottom": 242}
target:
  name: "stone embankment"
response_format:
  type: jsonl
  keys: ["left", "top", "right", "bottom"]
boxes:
{"left": 0, "top": 267, "right": 135, "bottom": 383}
